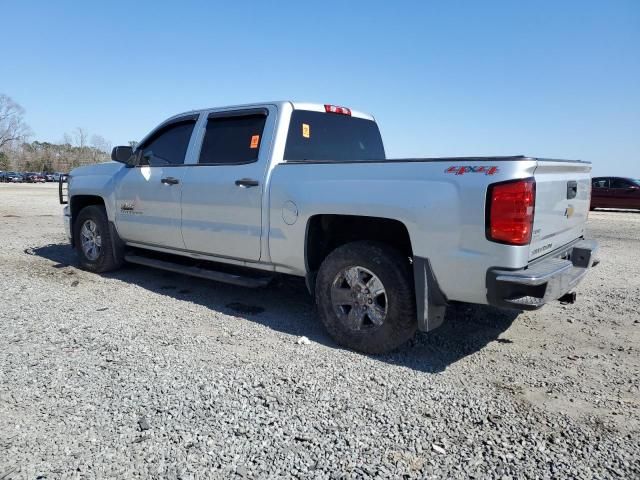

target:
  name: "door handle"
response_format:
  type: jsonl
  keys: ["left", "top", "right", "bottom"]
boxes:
{"left": 161, "top": 177, "right": 180, "bottom": 185}
{"left": 235, "top": 178, "right": 259, "bottom": 188}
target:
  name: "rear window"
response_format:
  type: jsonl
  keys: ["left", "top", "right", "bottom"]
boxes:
{"left": 284, "top": 110, "right": 385, "bottom": 161}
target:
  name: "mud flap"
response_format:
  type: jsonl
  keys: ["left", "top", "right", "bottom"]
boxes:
{"left": 413, "top": 257, "right": 447, "bottom": 331}
{"left": 109, "top": 221, "right": 126, "bottom": 260}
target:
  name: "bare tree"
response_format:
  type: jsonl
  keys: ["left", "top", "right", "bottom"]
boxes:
{"left": 91, "top": 134, "right": 111, "bottom": 154}
{"left": 0, "top": 94, "right": 31, "bottom": 150}
{"left": 73, "top": 127, "right": 88, "bottom": 149}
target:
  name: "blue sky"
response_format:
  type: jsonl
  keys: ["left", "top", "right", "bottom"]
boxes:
{"left": 2, "top": 0, "right": 638, "bottom": 176}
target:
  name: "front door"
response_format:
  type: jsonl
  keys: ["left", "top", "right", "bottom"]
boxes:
{"left": 609, "top": 177, "right": 640, "bottom": 209}
{"left": 180, "top": 109, "right": 271, "bottom": 261}
{"left": 114, "top": 117, "right": 197, "bottom": 249}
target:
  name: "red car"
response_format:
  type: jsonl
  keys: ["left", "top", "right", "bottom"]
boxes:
{"left": 591, "top": 177, "right": 640, "bottom": 210}
{"left": 25, "top": 173, "right": 46, "bottom": 183}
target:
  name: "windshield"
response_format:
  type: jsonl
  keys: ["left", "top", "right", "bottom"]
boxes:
{"left": 634, "top": 179, "right": 640, "bottom": 186}
{"left": 284, "top": 110, "right": 385, "bottom": 161}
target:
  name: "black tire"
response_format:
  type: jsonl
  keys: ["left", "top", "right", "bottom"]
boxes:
{"left": 73, "top": 205, "right": 124, "bottom": 273}
{"left": 315, "top": 241, "right": 417, "bottom": 354}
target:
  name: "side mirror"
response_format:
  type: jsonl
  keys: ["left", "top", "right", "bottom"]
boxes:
{"left": 111, "top": 146, "right": 134, "bottom": 164}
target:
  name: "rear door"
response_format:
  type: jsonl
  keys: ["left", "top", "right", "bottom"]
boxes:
{"left": 529, "top": 161, "right": 592, "bottom": 260}
{"left": 114, "top": 116, "right": 198, "bottom": 249}
{"left": 180, "top": 107, "right": 274, "bottom": 261}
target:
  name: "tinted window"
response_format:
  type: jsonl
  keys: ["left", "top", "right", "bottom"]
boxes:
{"left": 198, "top": 114, "right": 267, "bottom": 164}
{"left": 592, "top": 178, "right": 609, "bottom": 189}
{"left": 610, "top": 178, "right": 632, "bottom": 189}
{"left": 284, "top": 110, "right": 385, "bottom": 161}
{"left": 139, "top": 120, "right": 195, "bottom": 166}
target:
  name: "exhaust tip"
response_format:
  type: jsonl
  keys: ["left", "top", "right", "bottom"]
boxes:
{"left": 558, "top": 292, "right": 577, "bottom": 304}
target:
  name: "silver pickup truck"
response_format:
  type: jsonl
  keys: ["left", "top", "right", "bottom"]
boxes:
{"left": 61, "top": 101, "right": 599, "bottom": 353}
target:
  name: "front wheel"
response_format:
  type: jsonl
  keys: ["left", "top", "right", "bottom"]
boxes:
{"left": 315, "top": 241, "right": 417, "bottom": 354}
{"left": 73, "top": 205, "right": 124, "bottom": 273}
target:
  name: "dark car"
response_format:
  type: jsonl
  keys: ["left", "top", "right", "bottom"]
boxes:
{"left": 591, "top": 177, "right": 640, "bottom": 210}
{"left": 1, "top": 171, "right": 24, "bottom": 183}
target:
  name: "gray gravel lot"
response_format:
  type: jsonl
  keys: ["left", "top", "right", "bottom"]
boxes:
{"left": 1, "top": 183, "right": 638, "bottom": 479}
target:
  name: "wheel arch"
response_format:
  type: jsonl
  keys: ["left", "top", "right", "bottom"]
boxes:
{"left": 304, "top": 214, "right": 414, "bottom": 284}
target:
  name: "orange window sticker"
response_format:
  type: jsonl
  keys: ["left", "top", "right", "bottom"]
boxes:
{"left": 250, "top": 135, "right": 260, "bottom": 149}
{"left": 302, "top": 123, "right": 310, "bottom": 138}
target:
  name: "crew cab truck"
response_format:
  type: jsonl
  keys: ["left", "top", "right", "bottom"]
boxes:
{"left": 61, "top": 101, "right": 599, "bottom": 354}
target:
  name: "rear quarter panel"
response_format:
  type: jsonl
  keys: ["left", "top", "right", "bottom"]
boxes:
{"left": 268, "top": 159, "right": 539, "bottom": 305}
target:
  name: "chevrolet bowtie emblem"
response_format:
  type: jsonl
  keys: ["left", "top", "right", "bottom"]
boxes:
{"left": 564, "top": 206, "right": 575, "bottom": 219}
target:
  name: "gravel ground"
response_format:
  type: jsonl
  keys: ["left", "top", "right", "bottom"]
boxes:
{"left": 1, "top": 183, "right": 638, "bottom": 479}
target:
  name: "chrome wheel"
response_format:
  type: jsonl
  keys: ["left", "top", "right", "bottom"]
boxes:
{"left": 80, "top": 219, "right": 102, "bottom": 261}
{"left": 331, "top": 266, "right": 388, "bottom": 330}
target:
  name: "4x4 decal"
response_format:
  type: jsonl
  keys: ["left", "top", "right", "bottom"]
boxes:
{"left": 445, "top": 166, "right": 499, "bottom": 176}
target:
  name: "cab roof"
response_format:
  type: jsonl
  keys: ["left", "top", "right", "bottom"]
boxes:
{"left": 171, "top": 101, "right": 375, "bottom": 122}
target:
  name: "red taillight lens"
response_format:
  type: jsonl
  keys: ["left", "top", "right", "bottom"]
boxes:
{"left": 324, "top": 104, "right": 351, "bottom": 116}
{"left": 487, "top": 178, "right": 536, "bottom": 246}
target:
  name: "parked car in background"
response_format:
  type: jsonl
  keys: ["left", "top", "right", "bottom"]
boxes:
{"left": 25, "top": 172, "right": 46, "bottom": 183}
{"left": 52, "top": 172, "right": 65, "bottom": 182}
{"left": 591, "top": 177, "right": 640, "bottom": 210}
{"left": 1, "top": 172, "right": 24, "bottom": 183}
{"left": 45, "top": 173, "right": 56, "bottom": 182}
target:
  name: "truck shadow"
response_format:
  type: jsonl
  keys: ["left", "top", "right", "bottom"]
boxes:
{"left": 29, "top": 243, "right": 520, "bottom": 373}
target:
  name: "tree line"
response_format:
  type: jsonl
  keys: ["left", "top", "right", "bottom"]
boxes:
{"left": 0, "top": 93, "right": 117, "bottom": 173}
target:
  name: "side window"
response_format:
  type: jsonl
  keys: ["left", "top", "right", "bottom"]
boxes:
{"left": 138, "top": 120, "right": 196, "bottom": 166}
{"left": 610, "top": 178, "right": 631, "bottom": 189}
{"left": 198, "top": 114, "right": 267, "bottom": 165}
{"left": 592, "top": 178, "right": 608, "bottom": 189}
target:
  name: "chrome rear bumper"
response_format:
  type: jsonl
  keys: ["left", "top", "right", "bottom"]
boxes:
{"left": 487, "top": 239, "right": 599, "bottom": 310}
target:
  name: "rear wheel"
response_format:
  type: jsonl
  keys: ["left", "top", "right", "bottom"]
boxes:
{"left": 74, "top": 205, "right": 124, "bottom": 273}
{"left": 315, "top": 241, "right": 417, "bottom": 354}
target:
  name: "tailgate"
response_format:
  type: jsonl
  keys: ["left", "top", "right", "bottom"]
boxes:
{"left": 529, "top": 160, "right": 591, "bottom": 261}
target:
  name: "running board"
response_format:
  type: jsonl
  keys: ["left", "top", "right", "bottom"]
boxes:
{"left": 124, "top": 254, "right": 273, "bottom": 288}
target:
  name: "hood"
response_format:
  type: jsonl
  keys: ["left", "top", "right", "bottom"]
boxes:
{"left": 70, "top": 161, "right": 125, "bottom": 177}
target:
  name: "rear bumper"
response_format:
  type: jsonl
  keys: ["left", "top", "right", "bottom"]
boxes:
{"left": 487, "top": 239, "right": 599, "bottom": 310}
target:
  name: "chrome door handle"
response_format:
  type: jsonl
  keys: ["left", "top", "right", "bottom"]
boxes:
{"left": 161, "top": 177, "right": 179, "bottom": 185}
{"left": 235, "top": 178, "right": 259, "bottom": 188}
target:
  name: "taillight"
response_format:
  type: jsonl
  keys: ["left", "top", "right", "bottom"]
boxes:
{"left": 324, "top": 104, "right": 351, "bottom": 116}
{"left": 486, "top": 178, "right": 536, "bottom": 246}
